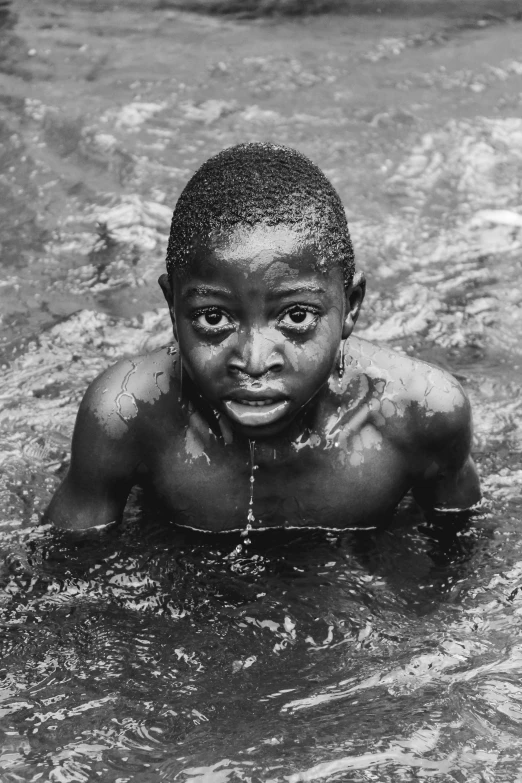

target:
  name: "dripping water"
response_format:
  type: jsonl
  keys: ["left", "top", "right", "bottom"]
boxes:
{"left": 229, "top": 440, "right": 257, "bottom": 557}
{"left": 241, "top": 439, "right": 257, "bottom": 546}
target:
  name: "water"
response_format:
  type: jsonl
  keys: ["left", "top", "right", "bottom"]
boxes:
{"left": 239, "top": 440, "right": 256, "bottom": 548}
{"left": 1, "top": 0, "right": 522, "bottom": 779}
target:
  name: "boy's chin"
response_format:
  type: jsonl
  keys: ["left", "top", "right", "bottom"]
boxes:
{"left": 228, "top": 420, "right": 293, "bottom": 440}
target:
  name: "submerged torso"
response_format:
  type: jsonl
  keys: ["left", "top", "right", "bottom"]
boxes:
{"left": 129, "top": 338, "right": 441, "bottom": 532}
{"left": 142, "top": 416, "right": 412, "bottom": 533}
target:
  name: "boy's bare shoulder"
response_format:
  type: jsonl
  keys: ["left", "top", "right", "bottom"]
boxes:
{"left": 348, "top": 337, "right": 472, "bottom": 449}
{"left": 80, "top": 348, "right": 178, "bottom": 440}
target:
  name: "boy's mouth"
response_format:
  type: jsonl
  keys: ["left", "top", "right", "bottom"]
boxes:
{"left": 223, "top": 398, "right": 291, "bottom": 427}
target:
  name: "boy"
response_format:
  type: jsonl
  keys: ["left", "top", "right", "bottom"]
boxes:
{"left": 46, "top": 143, "right": 481, "bottom": 534}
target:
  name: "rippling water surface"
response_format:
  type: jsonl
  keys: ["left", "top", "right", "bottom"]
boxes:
{"left": 2, "top": 1, "right": 522, "bottom": 780}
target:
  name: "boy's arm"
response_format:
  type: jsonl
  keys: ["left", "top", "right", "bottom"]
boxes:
{"left": 45, "top": 362, "right": 141, "bottom": 531}
{"left": 411, "top": 384, "right": 481, "bottom": 514}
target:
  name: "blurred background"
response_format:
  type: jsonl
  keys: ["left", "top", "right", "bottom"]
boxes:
{"left": 2, "top": 2, "right": 522, "bottom": 781}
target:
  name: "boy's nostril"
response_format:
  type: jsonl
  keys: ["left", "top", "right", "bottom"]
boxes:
{"left": 228, "top": 349, "right": 283, "bottom": 377}
{"left": 228, "top": 332, "right": 284, "bottom": 377}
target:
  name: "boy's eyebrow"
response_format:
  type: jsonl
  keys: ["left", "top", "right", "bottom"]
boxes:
{"left": 182, "top": 285, "right": 233, "bottom": 301}
{"left": 182, "top": 283, "right": 327, "bottom": 300}
{"left": 270, "top": 284, "right": 327, "bottom": 298}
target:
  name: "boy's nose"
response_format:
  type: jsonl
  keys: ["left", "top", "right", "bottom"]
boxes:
{"left": 228, "top": 329, "right": 284, "bottom": 377}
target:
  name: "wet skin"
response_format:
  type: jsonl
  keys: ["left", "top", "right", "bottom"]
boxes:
{"left": 46, "top": 225, "right": 481, "bottom": 532}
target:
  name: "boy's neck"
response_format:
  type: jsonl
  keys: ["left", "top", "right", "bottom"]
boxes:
{"left": 183, "top": 374, "right": 326, "bottom": 461}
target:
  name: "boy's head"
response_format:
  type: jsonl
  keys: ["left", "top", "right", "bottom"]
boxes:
{"left": 160, "top": 143, "right": 365, "bottom": 438}
{"left": 165, "top": 142, "right": 354, "bottom": 287}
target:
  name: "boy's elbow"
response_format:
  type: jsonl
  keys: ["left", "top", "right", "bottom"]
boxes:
{"left": 440, "top": 455, "right": 481, "bottom": 511}
{"left": 414, "top": 383, "right": 481, "bottom": 512}
{"left": 413, "top": 454, "right": 481, "bottom": 514}
{"left": 44, "top": 477, "right": 78, "bottom": 530}
{"left": 44, "top": 473, "right": 124, "bottom": 531}
{"left": 44, "top": 474, "right": 88, "bottom": 530}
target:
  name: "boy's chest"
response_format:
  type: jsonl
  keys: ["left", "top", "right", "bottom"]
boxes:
{"left": 146, "top": 421, "right": 412, "bottom": 532}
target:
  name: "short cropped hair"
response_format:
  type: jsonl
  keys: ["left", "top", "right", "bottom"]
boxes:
{"left": 166, "top": 142, "right": 355, "bottom": 285}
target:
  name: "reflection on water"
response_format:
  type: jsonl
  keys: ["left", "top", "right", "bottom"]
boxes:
{"left": 0, "top": 506, "right": 500, "bottom": 780}
{"left": 2, "top": 0, "right": 522, "bottom": 780}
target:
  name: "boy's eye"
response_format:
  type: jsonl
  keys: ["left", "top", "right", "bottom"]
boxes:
{"left": 202, "top": 312, "right": 225, "bottom": 326}
{"left": 193, "top": 309, "right": 232, "bottom": 332}
{"left": 279, "top": 307, "right": 318, "bottom": 331}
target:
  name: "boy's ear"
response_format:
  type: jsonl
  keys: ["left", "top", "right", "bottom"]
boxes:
{"left": 158, "top": 273, "right": 178, "bottom": 339}
{"left": 342, "top": 270, "right": 366, "bottom": 339}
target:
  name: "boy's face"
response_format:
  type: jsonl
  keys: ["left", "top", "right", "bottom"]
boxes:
{"left": 160, "top": 224, "right": 364, "bottom": 438}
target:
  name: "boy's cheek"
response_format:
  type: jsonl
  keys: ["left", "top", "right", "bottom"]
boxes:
{"left": 285, "top": 340, "right": 333, "bottom": 376}
{"left": 184, "top": 345, "right": 222, "bottom": 377}
{"left": 283, "top": 342, "right": 300, "bottom": 372}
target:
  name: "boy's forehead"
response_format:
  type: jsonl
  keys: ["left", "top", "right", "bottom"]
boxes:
{"left": 187, "top": 223, "right": 330, "bottom": 281}
{"left": 214, "top": 224, "right": 307, "bottom": 259}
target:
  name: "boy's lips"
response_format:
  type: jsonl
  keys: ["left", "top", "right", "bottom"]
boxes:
{"left": 223, "top": 397, "right": 291, "bottom": 427}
